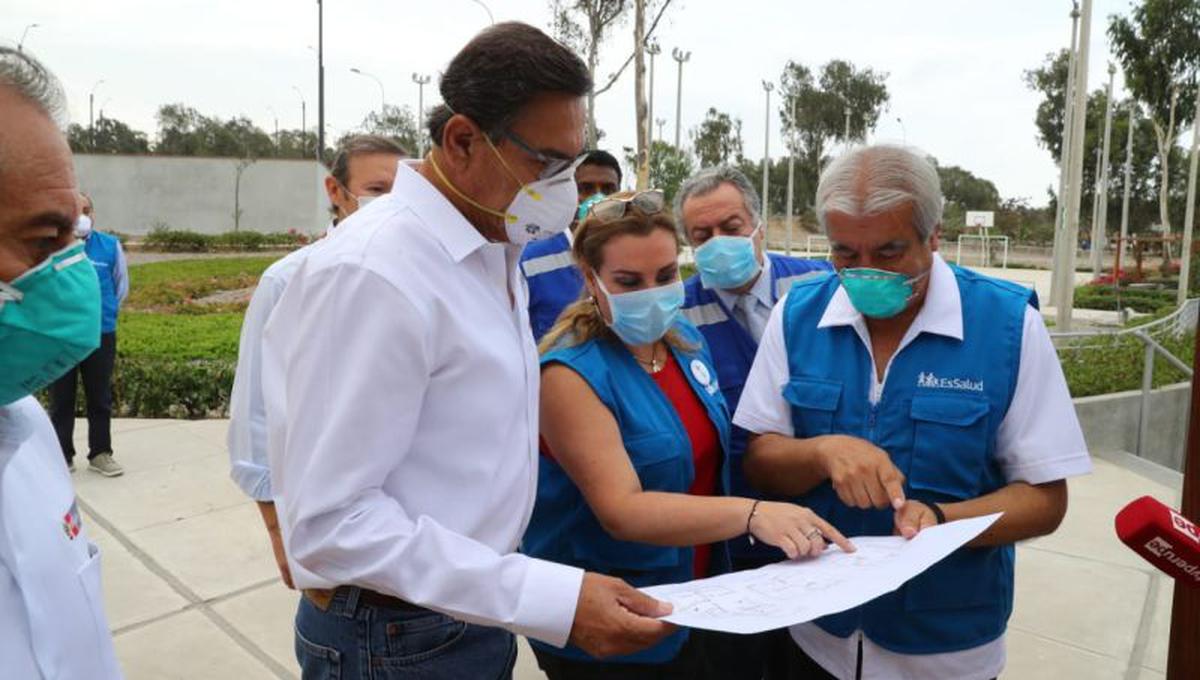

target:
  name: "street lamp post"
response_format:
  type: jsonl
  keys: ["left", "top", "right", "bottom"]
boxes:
{"left": 412, "top": 73, "right": 431, "bottom": 157}
{"left": 646, "top": 40, "right": 660, "bottom": 150}
{"left": 762, "top": 80, "right": 774, "bottom": 228}
{"left": 292, "top": 85, "right": 308, "bottom": 156}
{"left": 267, "top": 106, "right": 279, "bottom": 153}
{"left": 89, "top": 79, "right": 105, "bottom": 151}
{"left": 317, "top": 0, "right": 325, "bottom": 162}
{"left": 671, "top": 48, "right": 690, "bottom": 149}
{"left": 843, "top": 105, "right": 852, "bottom": 148}
{"left": 1055, "top": 0, "right": 1094, "bottom": 332}
{"left": 1051, "top": 1, "right": 1083, "bottom": 302}
{"left": 896, "top": 116, "right": 907, "bottom": 144}
{"left": 351, "top": 68, "right": 386, "bottom": 115}
{"left": 468, "top": 0, "right": 494, "bottom": 24}
{"left": 17, "top": 23, "right": 39, "bottom": 52}
{"left": 655, "top": 118, "right": 666, "bottom": 141}
{"left": 786, "top": 96, "right": 798, "bottom": 256}
{"left": 1178, "top": 90, "right": 1200, "bottom": 305}
{"left": 1119, "top": 102, "right": 1136, "bottom": 262}
{"left": 1093, "top": 64, "right": 1117, "bottom": 277}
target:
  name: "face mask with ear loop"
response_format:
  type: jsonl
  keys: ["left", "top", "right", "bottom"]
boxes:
{"left": 427, "top": 125, "right": 583, "bottom": 245}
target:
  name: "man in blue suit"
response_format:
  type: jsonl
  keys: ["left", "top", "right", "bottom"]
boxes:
{"left": 676, "top": 165, "right": 831, "bottom": 678}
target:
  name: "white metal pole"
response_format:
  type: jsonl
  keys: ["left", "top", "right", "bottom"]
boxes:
{"left": 785, "top": 97, "right": 797, "bottom": 256}
{"left": 1052, "top": 2, "right": 1082, "bottom": 301}
{"left": 672, "top": 48, "right": 690, "bottom": 149}
{"left": 646, "top": 41, "right": 660, "bottom": 152}
{"left": 1056, "top": 0, "right": 1093, "bottom": 331}
{"left": 1094, "top": 64, "right": 1116, "bottom": 276}
{"left": 1179, "top": 99, "right": 1200, "bottom": 305}
{"left": 762, "top": 81, "right": 773, "bottom": 231}
{"left": 1120, "top": 102, "right": 1136, "bottom": 258}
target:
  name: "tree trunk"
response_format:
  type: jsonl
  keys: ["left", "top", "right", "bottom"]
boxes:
{"left": 633, "top": 0, "right": 649, "bottom": 189}
{"left": 587, "top": 44, "right": 599, "bottom": 147}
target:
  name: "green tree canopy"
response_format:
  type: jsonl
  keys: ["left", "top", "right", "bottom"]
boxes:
{"left": 779, "top": 59, "right": 889, "bottom": 179}
{"left": 624, "top": 140, "right": 694, "bottom": 202}
{"left": 68, "top": 116, "right": 150, "bottom": 154}
{"left": 691, "top": 107, "right": 743, "bottom": 168}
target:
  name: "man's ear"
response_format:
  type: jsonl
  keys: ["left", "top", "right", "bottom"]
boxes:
{"left": 323, "top": 175, "right": 340, "bottom": 205}
{"left": 929, "top": 224, "right": 942, "bottom": 252}
{"left": 440, "top": 114, "right": 484, "bottom": 171}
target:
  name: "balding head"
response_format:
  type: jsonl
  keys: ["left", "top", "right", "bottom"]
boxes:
{"left": 816, "top": 144, "right": 943, "bottom": 243}
{"left": 0, "top": 48, "right": 79, "bottom": 283}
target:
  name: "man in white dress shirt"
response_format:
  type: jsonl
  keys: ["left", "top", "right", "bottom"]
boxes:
{"left": 227, "top": 134, "right": 405, "bottom": 589}
{"left": 0, "top": 46, "right": 122, "bottom": 680}
{"left": 262, "top": 22, "right": 673, "bottom": 678}
{"left": 736, "top": 144, "right": 1092, "bottom": 679}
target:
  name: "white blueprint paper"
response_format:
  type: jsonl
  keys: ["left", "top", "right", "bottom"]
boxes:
{"left": 641, "top": 513, "right": 1002, "bottom": 634}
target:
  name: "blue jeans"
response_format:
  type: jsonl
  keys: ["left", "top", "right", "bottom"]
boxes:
{"left": 294, "top": 588, "right": 517, "bottom": 680}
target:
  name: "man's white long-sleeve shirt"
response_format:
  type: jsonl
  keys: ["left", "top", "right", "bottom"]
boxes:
{"left": 227, "top": 245, "right": 313, "bottom": 501}
{"left": 261, "top": 162, "right": 583, "bottom": 647}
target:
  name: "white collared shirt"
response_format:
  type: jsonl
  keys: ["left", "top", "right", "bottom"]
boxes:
{"left": 714, "top": 254, "right": 774, "bottom": 342}
{"left": 0, "top": 398, "right": 123, "bottom": 679}
{"left": 260, "top": 162, "right": 583, "bottom": 648}
{"left": 733, "top": 253, "right": 1092, "bottom": 680}
{"left": 227, "top": 243, "right": 323, "bottom": 501}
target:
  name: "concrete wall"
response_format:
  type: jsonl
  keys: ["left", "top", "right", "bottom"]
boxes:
{"left": 1074, "top": 382, "right": 1193, "bottom": 471}
{"left": 74, "top": 154, "right": 329, "bottom": 236}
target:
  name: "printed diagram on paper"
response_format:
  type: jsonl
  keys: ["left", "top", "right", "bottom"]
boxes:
{"left": 642, "top": 513, "right": 1000, "bottom": 634}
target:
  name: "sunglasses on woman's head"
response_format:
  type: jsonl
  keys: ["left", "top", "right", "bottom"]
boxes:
{"left": 587, "top": 190, "right": 666, "bottom": 222}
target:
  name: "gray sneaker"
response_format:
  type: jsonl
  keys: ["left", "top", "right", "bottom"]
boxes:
{"left": 88, "top": 453, "right": 124, "bottom": 477}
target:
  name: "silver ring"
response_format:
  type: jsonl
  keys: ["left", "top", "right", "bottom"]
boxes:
{"left": 805, "top": 528, "right": 822, "bottom": 540}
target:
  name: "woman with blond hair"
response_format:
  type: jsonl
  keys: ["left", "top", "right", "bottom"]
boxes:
{"left": 524, "top": 190, "right": 852, "bottom": 679}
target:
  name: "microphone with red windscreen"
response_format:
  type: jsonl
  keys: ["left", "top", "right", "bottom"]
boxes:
{"left": 1115, "top": 495, "right": 1200, "bottom": 587}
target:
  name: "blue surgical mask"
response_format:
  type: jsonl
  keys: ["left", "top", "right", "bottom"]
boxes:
{"left": 838, "top": 267, "right": 930, "bottom": 319}
{"left": 0, "top": 242, "right": 101, "bottom": 406}
{"left": 693, "top": 223, "right": 762, "bottom": 290}
{"left": 595, "top": 277, "right": 685, "bottom": 345}
{"left": 577, "top": 192, "right": 607, "bottom": 221}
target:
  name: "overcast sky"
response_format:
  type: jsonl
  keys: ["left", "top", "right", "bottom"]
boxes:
{"left": 5, "top": 0, "right": 1181, "bottom": 206}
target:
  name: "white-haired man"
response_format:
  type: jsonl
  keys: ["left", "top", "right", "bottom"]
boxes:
{"left": 735, "top": 144, "right": 1091, "bottom": 679}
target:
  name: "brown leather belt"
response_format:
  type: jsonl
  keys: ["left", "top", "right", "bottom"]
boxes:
{"left": 303, "top": 586, "right": 428, "bottom": 613}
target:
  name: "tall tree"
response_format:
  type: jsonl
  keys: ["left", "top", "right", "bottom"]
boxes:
{"left": 550, "top": 0, "right": 629, "bottom": 146}
{"left": 345, "top": 104, "right": 420, "bottom": 155}
{"left": 1109, "top": 0, "right": 1200, "bottom": 248}
{"left": 68, "top": 116, "right": 150, "bottom": 154}
{"left": 153, "top": 104, "right": 273, "bottom": 158}
{"left": 1026, "top": 48, "right": 1191, "bottom": 236}
{"left": 779, "top": 59, "right": 889, "bottom": 181}
{"left": 624, "top": 140, "right": 693, "bottom": 201}
{"left": 692, "top": 107, "right": 743, "bottom": 167}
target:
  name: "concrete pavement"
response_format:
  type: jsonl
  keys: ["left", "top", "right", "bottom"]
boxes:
{"left": 70, "top": 417, "right": 1179, "bottom": 679}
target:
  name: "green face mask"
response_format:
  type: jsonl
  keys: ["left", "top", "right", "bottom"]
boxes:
{"left": 838, "top": 267, "right": 930, "bottom": 319}
{"left": 0, "top": 242, "right": 101, "bottom": 406}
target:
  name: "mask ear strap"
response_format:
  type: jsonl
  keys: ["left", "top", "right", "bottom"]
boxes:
{"left": 0, "top": 280, "right": 22, "bottom": 304}
{"left": 428, "top": 150, "right": 513, "bottom": 223}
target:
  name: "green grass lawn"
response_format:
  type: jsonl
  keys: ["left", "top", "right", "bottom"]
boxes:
{"left": 124, "top": 256, "right": 280, "bottom": 311}
{"left": 120, "top": 256, "right": 282, "bottom": 364}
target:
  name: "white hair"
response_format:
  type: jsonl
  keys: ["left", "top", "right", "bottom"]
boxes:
{"left": 816, "top": 144, "right": 943, "bottom": 242}
{"left": 0, "top": 47, "right": 68, "bottom": 130}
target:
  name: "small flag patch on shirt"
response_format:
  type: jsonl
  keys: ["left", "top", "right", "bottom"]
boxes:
{"left": 62, "top": 500, "right": 82, "bottom": 540}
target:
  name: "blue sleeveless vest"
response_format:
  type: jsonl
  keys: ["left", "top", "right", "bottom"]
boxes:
{"left": 682, "top": 253, "right": 831, "bottom": 566}
{"left": 84, "top": 232, "right": 121, "bottom": 333}
{"left": 524, "top": 320, "right": 732, "bottom": 664}
{"left": 520, "top": 233, "right": 584, "bottom": 342}
{"left": 780, "top": 265, "right": 1036, "bottom": 654}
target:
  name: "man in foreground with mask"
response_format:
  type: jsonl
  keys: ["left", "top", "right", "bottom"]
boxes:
{"left": 48, "top": 192, "right": 128, "bottom": 477}
{"left": 227, "top": 133, "right": 405, "bottom": 590}
{"left": 677, "top": 165, "right": 830, "bottom": 678}
{"left": 261, "top": 22, "right": 673, "bottom": 678}
{"left": 0, "top": 46, "right": 123, "bottom": 679}
{"left": 736, "top": 144, "right": 1091, "bottom": 679}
